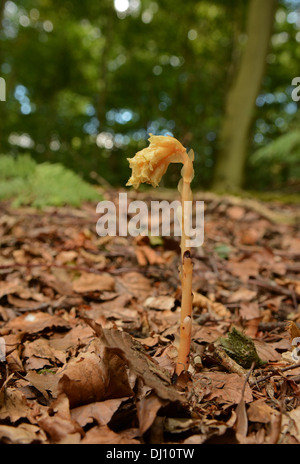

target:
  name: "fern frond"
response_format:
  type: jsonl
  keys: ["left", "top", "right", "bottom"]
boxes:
{"left": 0, "top": 154, "right": 101, "bottom": 207}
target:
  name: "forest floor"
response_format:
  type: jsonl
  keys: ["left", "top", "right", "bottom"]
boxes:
{"left": 0, "top": 189, "right": 300, "bottom": 444}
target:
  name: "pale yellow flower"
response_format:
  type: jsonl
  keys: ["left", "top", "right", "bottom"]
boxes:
{"left": 126, "top": 134, "right": 188, "bottom": 189}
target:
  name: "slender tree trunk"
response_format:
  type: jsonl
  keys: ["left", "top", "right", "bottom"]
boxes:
{"left": 212, "top": 0, "right": 276, "bottom": 191}
{"left": 0, "top": 0, "right": 4, "bottom": 22}
{"left": 0, "top": 0, "right": 6, "bottom": 151}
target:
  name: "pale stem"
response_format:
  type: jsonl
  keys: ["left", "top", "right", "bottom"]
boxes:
{"left": 175, "top": 153, "right": 194, "bottom": 375}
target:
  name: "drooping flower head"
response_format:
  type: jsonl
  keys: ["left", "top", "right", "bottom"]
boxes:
{"left": 126, "top": 134, "right": 188, "bottom": 189}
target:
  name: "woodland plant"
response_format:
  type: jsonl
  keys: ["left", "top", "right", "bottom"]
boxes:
{"left": 127, "top": 134, "right": 195, "bottom": 375}
{"left": 0, "top": 154, "right": 100, "bottom": 207}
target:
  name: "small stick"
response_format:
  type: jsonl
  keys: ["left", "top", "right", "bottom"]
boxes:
{"left": 249, "top": 361, "right": 300, "bottom": 387}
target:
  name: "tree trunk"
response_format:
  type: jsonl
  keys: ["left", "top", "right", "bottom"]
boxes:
{"left": 212, "top": 0, "right": 276, "bottom": 191}
{"left": 0, "top": 0, "right": 4, "bottom": 22}
{"left": 0, "top": 0, "right": 6, "bottom": 151}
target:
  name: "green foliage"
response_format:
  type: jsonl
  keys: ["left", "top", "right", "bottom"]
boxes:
{"left": 0, "top": 154, "right": 36, "bottom": 179}
{"left": 213, "top": 243, "right": 232, "bottom": 259}
{"left": 0, "top": 154, "right": 101, "bottom": 208}
{"left": 250, "top": 130, "right": 300, "bottom": 187}
{"left": 252, "top": 130, "right": 300, "bottom": 165}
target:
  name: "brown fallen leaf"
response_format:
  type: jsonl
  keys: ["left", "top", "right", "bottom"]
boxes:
{"left": 2, "top": 332, "right": 23, "bottom": 371}
{"left": 49, "top": 323, "right": 95, "bottom": 352}
{"left": 25, "top": 370, "right": 58, "bottom": 400}
{"left": 192, "top": 292, "right": 230, "bottom": 319}
{"left": 281, "top": 406, "right": 300, "bottom": 443}
{"left": 135, "top": 247, "right": 148, "bottom": 266}
{"left": 39, "top": 272, "right": 74, "bottom": 296}
{"left": 5, "top": 311, "right": 70, "bottom": 334}
{"left": 239, "top": 221, "right": 267, "bottom": 245}
{"left": 56, "top": 338, "right": 134, "bottom": 407}
{"left": 239, "top": 302, "right": 260, "bottom": 320}
{"left": 73, "top": 272, "right": 115, "bottom": 293}
{"left": 71, "top": 398, "right": 126, "bottom": 427}
{"left": 23, "top": 337, "right": 67, "bottom": 370}
{"left": 0, "top": 386, "right": 39, "bottom": 423}
{"left": 192, "top": 325, "right": 223, "bottom": 344}
{"left": 136, "top": 245, "right": 165, "bottom": 266}
{"left": 253, "top": 339, "right": 281, "bottom": 363}
{"left": 136, "top": 394, "right": 165, "bottom": 436}
{"left": 228, "top": 288, "right": 257, "bottom": 303}
{"left": 55, "top": 250, "right": 78, "bottom": 264}
{"left": 286, "top": 321, "right": 300, "bottom": 342}
{"left": 0, "top": 423, "right": 48, "bottom": 444}
{"left": 247, "top": 399, "right": 274, "bottom": 424}
{"left": 37, "top": 394, "right": 83, "bottom": 443}
{"left": 265, "top": 410, "right": 282, "bottom": 444}
{"left": 84, "top": 319, "right": 184, "bottom": 403}
{"left": 115, "top": 272, "right": 153, "bottom": 302}
{"left": 202, "top": 372, "right": 253, "bottom": 404}
{"left": 90, "top": 296, "right": 139, "bottom": 327}
{"left": 144, "top": 296, "right": 176, "bottom": 311}
{"left": 7, "top": 294, "right": 50, "bottom": 311}
{"left": 226, "top": 206, "right": 245, "bottom": 221}
{"left": 244, "top": 317, "right": 262, "bottom": 339}
{"left": 227, "top": 259, "right": 260, "bottom": 283}
{"left": 80, "top": 425, "right": 140, "bottom": 444}
{"left": 0, "top": 279, "right": 22, "bottom": 299}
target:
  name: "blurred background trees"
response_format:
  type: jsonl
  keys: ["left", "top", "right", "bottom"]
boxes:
{"left": 0, "top": 0, "right": 299, "bottom": 198}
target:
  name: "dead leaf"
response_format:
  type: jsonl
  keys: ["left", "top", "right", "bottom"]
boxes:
{"left": 84, "top": 319, "right": 183, "bottom": 403}
{"left": 136, "top": 394, "right": 165, "bottom": 435}
{"left": 0, "top": 279, "right": 21, "bottom": 299}
{"left": 193, "top": 292, "right": 230, "bottom": 319}
{"left": 0, "top": 387, "right": 39, "bottom": 423}
{"left": 25, "top": 370, "right": 59, "bottom": 400}
{"left": 227, "top": 259, "right": 260, "bottom": 283}
{"left": 144, "top": 296, "right": 175, "bottom": 311}
{"left": 228, "top": 288, "right": 257, "bottom": 303}
{"left": 286, "top": 321, "right": 300, "bottom": 342}
{"left": 235, "top": 399, "right": 248, "bottom": 441}
{"left": 240, "top": 302, "right": 260, "bottom": 320}
{"left": 56, "top": 339, "right": 134, "bottom": 408}
{"left": 73, "top": 272, "right": 115, "bottom": 293}
{"left": 37, "top": 394, "right": 83, "bottom": 443}
{"left": 281, "top": 406, "right": 300, "bottom": 442}
{"left": 226, "top": 206, "right": 245, "bottom": 221}
{"left": 193, "top": 326, "right": 223, "bottom": 344}
{"left": 253, "top": 340, "right": 281, "bottom": 363}
{"left": 71, "top": 398, "right": 126, "bottom": 427}
{"left": 247, "top": 399, "right": 273, "bottom": 424}
{"left": 115, "top": 272, "right": 153, "bottom": 302}
{"left": 5, "top": 311, "right": 70, "bottom": 334}
{"left": 0, "top": 423, "right": 47, "bottom": 444}
{"left": 203, "top": 372, "right": 253, "bottom": 404}
{"left": 23, "top": 337, "right": 67, "bottom": 369}
{"left": 136, "top": 245, "right": 165, "bottom": 265}
{"left": 80, "top": 425, "right": 140, "bottom": 444}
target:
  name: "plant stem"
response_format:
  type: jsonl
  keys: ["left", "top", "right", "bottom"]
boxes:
{"left": 175, "top": 151, "right": 194, "bottom": 375}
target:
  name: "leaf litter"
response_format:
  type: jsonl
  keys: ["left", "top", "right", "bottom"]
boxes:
{"left": 0, "top": 193, "right": 300, "bottom": 444}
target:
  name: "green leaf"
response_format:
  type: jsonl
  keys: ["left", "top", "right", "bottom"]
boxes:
{"left": 0, "top": 154, "right": 101, "bottom": 208}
